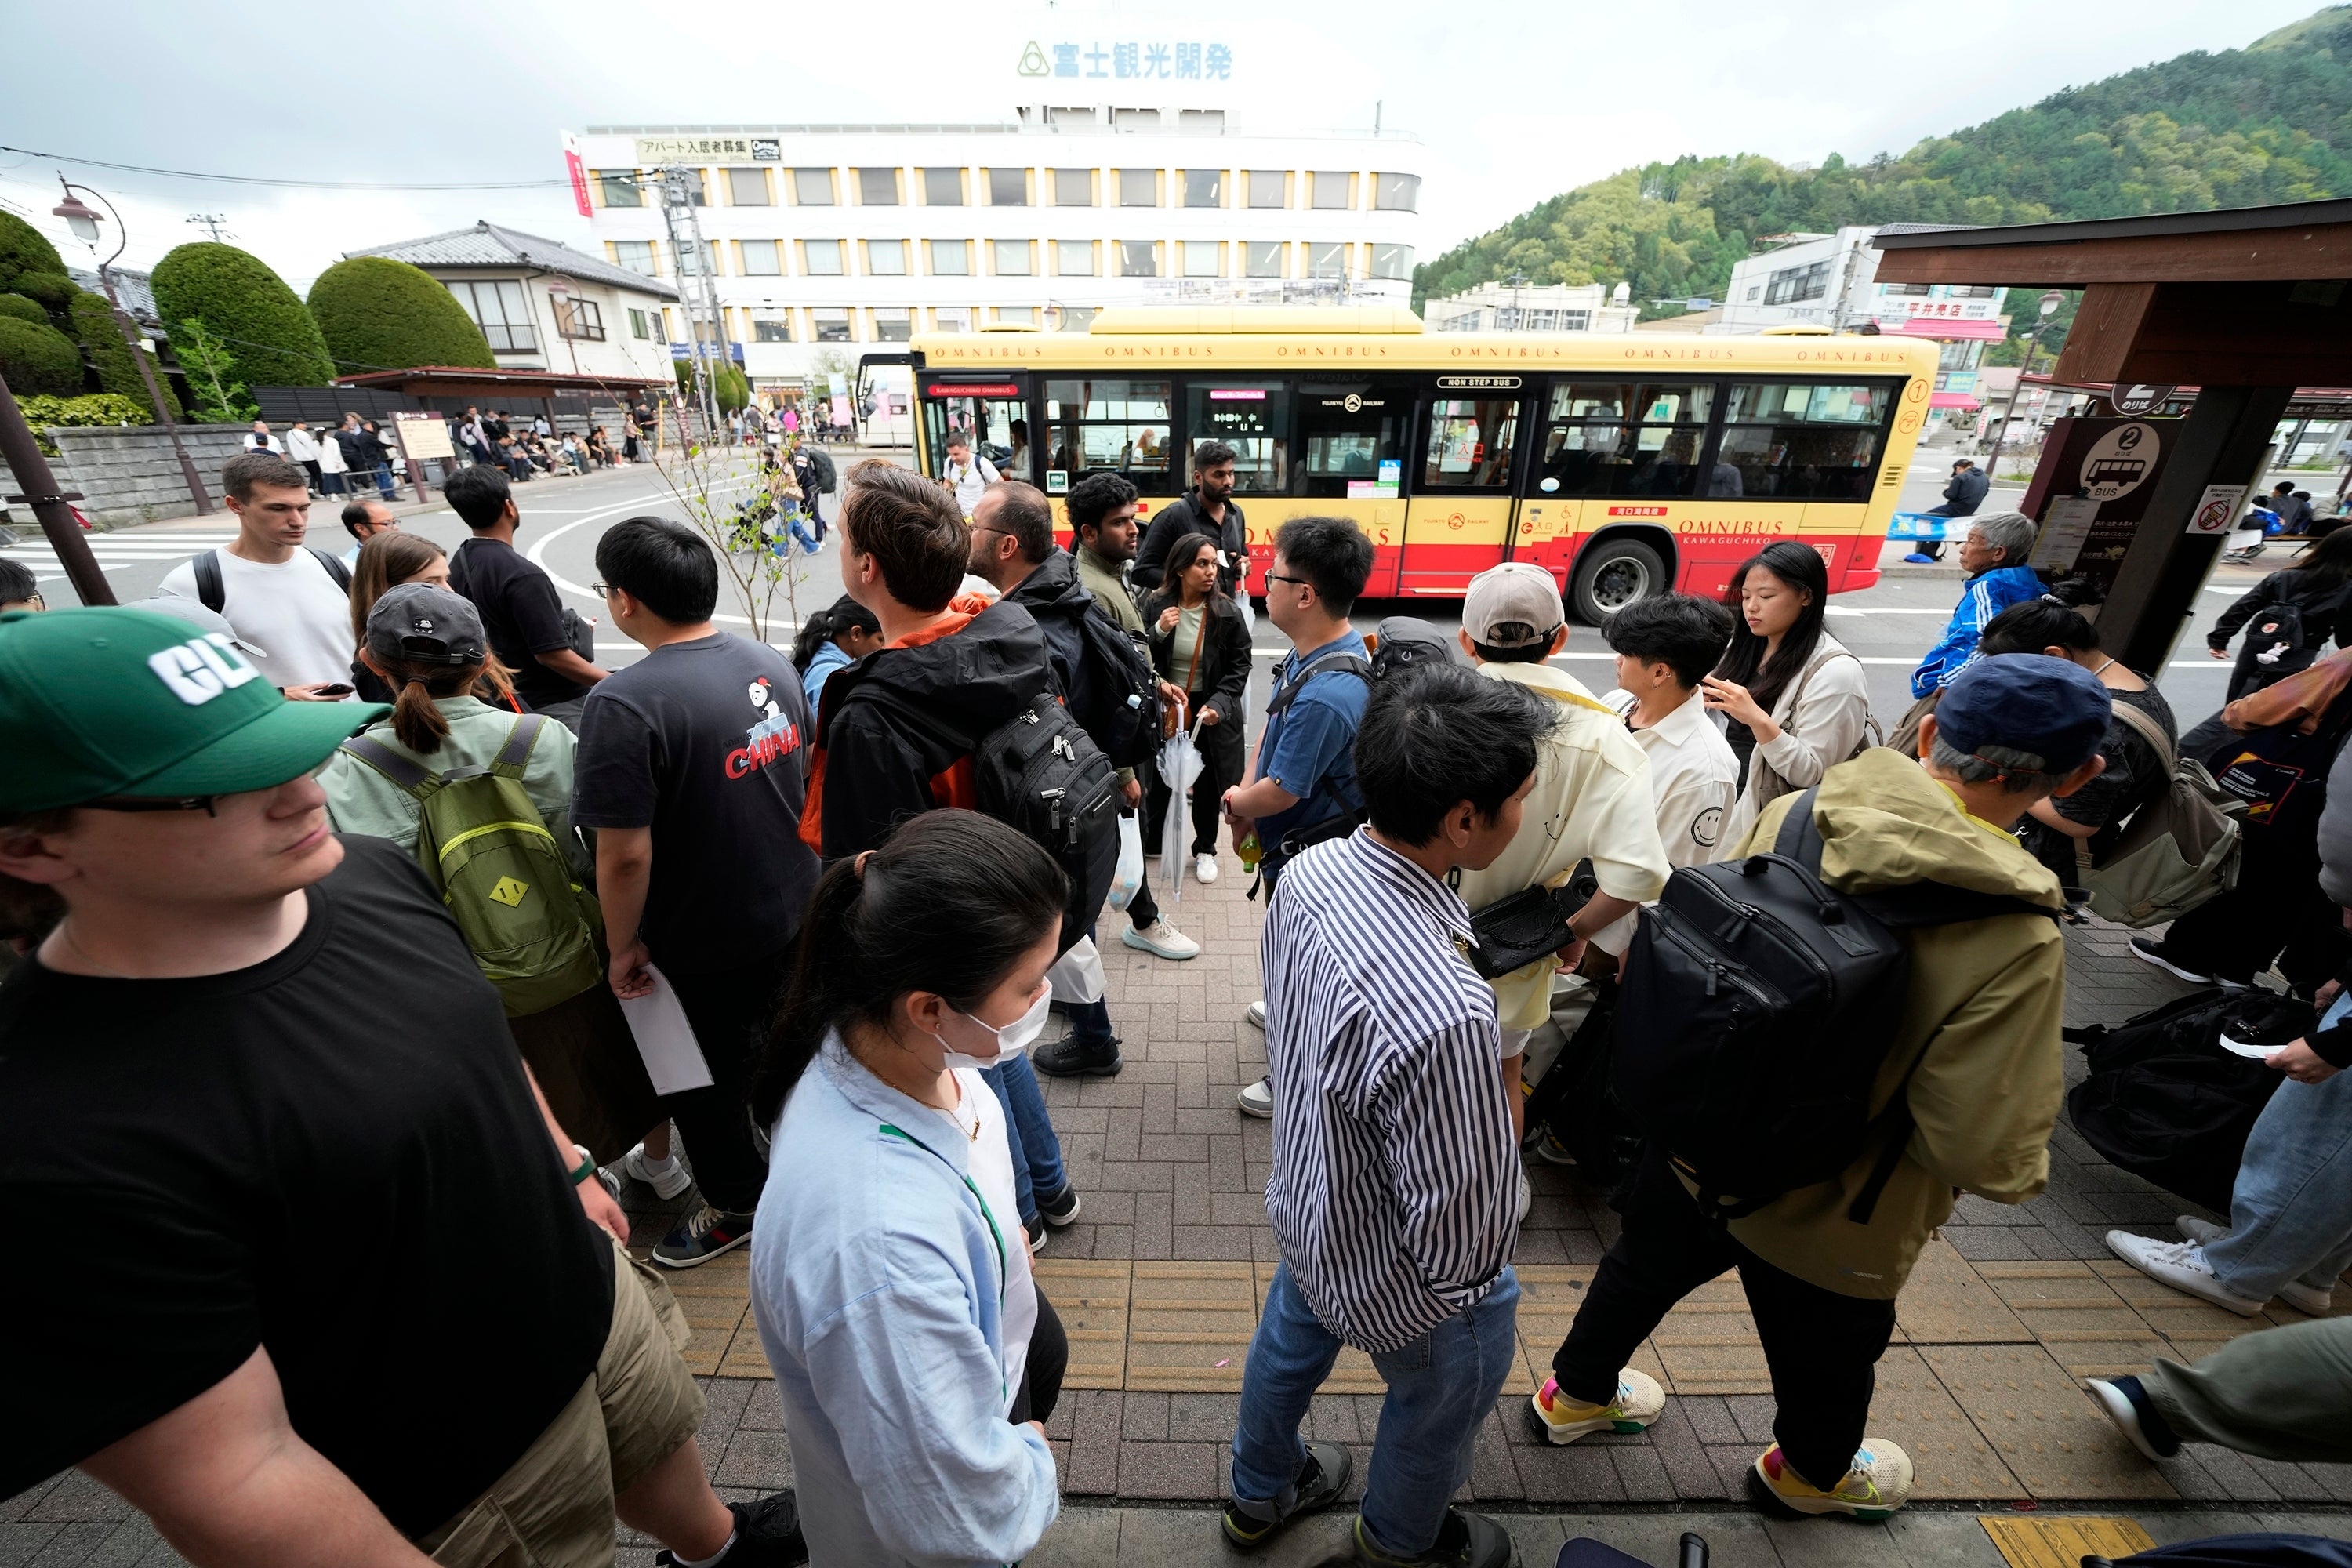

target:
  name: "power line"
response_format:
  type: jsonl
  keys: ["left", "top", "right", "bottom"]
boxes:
{"left": 0, "top": 144, "right": 566, "bottom": 192}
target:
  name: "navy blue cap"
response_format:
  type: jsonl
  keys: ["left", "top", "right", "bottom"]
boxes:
{"left": 1936, "top": 654, "right": 2113, "bottom": 773}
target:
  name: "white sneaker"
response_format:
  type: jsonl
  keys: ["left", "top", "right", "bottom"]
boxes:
{"left": 2280, "top": 1277, "right": 2339, "bottom": 1315}
{"left": 1122, "top": 918, "right": 1200, "bottom": 961}
{"left": 2176, "top": 1214, "right": 2230, "bottom": 1247}
{"left": 620, "top": 1143, "right": 693, "bottom": 1201}
{"left": 1246, "top": 1000, "right": 1265, "bottom": 1030}
{"left": 1237, "top": 1076, "right": 1274, "bottom": 1118}
{"left": 1196, "top": 853, "right": 1219, "bottom": 885}
{"left": 2106, "top": 1232, "right": 2265, "bottom": 1316}
{"left": 1518, "top": 1168, "right": 1533, "bottom": 1224}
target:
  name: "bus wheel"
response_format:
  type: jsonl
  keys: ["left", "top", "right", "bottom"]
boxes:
{"left": 1569, "top": 539, "right": 1664, "bottom": 624}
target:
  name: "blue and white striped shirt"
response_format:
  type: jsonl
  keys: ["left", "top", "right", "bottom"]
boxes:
{"left": 1261, "top": 829, "right": 1519, "bottom": 1352}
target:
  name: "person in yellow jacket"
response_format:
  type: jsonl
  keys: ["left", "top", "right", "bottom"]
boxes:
{"left": 1449, "top": 564, "right": 1671, "bottom": 1216}
{"left": 1527, "top": 654, "right": 2110, "bottom": 1522}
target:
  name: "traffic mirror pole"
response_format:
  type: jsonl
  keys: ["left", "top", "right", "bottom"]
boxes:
{"left": 0, "top": 368, "right": 118, "bottom": 607}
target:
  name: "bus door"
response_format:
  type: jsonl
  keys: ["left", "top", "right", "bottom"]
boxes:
{"left": 917, "top": 372, "right": 1035, "bottom": 486}
{"left": 1403, "top": 379, "right": 1528, "bottom": 596}
{"left": 1288, "top": 380, "right": 1413, "bottom": 597}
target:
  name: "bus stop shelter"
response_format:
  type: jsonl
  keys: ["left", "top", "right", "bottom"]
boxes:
{"left": 1874, "top": 198, "right": 2352, "bottom": 673}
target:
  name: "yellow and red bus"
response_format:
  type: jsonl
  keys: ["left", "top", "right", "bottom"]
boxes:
{"left": 870, "top": 307, "right": 1938, "bottom": 621}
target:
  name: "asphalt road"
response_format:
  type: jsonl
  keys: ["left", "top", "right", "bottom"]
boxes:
{"left": 3, "top": 451, "right": 2274, "bottom": 736}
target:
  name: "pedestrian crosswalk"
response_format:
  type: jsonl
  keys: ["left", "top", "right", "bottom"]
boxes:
{"left": 0, "top": 529, "right": 239, "bottom": 581}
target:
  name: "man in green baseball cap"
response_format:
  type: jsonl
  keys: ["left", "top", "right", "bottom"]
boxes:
{"left": 0, "top": 604, "right": 805, "bottom": 1568}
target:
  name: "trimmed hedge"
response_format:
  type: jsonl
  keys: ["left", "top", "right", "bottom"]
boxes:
{"left": 19, "top": 392, "right": 151, "bottom": 456}
{"left": 150, "top": 241, "right": 335, "bottom": 387}
{"left": 0, "top": 294, "right": 47, "bottom": 326}
{"left": 7, "top": 272, "right": 78, "bottom": 319}
{"left": 307, "top": 256, "right": 494, "bottom": 372}
{"left": 68, "top": 290, "right": 181, "bottom": 422}
{"left": 0, "top": 316, "right": 83, "bottom": 397}
{"left": 0, "top": 212, "right": 66, "bottom": 295}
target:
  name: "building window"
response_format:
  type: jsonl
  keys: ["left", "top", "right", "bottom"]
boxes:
{"left": 1309, "top": 241, "right": 1347, "bottom": 279}
{"left": 873, "top": 309, "right": 913, "bottom": 343}
{"left": 792, "top": 168, "right": 834, "bottom": 205}
{"left": 447, "top": 280, "right": 538, "bottom": 354}
{"left": 1746, "top": 285, "right": 1762, "bottom": 301}
{"left": 1179, "top": 109, "right": 1225, "bottom": 132}
{"left": 1055, "top": 306, "right": 1098, "bottom": 332}
{"left": 1119, "top": 241, "right": 1158, "bottom": 278}
{"left": 1113, "top": 107, "right": 1160, "bottom": 129}
{"left": 1763, "top": 260, "right": 1832, "bottom": 306}
{"left": 1374, "top": 172, "right": 1420, "bottom": 212}
{"left": 1247, "top": 170, "right": 1287, "bottom": 209}
{"left": 858, "top": 168, "right": 900, "bottom": 205}
{"left": 597, "top": 171, "right": 641, "bottom": 207}
{"left": 988, "top": 167, "right": 1029, "bottom": 205}
{"left": 1951, "top": 285, "right": 1998, "bottom": 299}
{"left": 922, "top": 167, "right": 964, "bottom": 205}
{"left": 1182, "top": 241, "right": 1221, "bottom": 278}
{"left": 739, "top": 240, "right": 782, "bottom": 275}
{"left": 935, "top": 307, "right": 970, "bottom": 332}
{"left": 552, "top": 296, "right": 606, "bottom": 342}
{"left": 1246, "top": 241, "right": 1286, "bottom": 278}
{"left": 1884, "top": 281, "right": 1932, "bottom": 297}
{"left": 752, "top": 314, "right": 792, "bottom": 343}
{"left": 1182, "top": 169, "right": 1223, "bottom": 208}
{"left": 1311, "top": 172, "right": 1352, "bottom": 210}
{"left": 1119, "top": 168, "right": 1157, "bottom": 206}
{"left": 726, "top": 167, "right": 770, "bottom": 205}
{"left": 812, "top": 309, "right": 852, "bottom": 343}
{"left": 612, "top": 241, "right": 658, "bottom": 277}
{"left": 996, "top": 307, "right": 1036, "bottom": 325}
{"left": 628, "top": 307, "right": 652, "bottom": 340}
{"left": 867, "top": 240, "right": 907, "bottom": 276}
{"left": 993, "top": 239, "right": 1033, "bottom": 276}
{"left": 804, "top": 240, "right": 844, "bottom": 276}
{"left": 1057, "top": 239, "right": 1096, "bottom": 276}
{"left": 1370, "top": 243, "right": 1413, "bottom": 281}
{"left": 929, "top": 240, "right": 971, "bottom": 276}
{"left": 1053, "top": 168, "right": 1093, "bottom": 206}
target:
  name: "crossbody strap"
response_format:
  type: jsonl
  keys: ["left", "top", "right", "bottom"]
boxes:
{"left": 2106, "top": 699, "right": 2177, "bottom": 769}
{"left": 879, "top": 1120, "right": 1012, "bottom": 1406}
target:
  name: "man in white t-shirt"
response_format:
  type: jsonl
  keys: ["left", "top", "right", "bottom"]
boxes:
{"left": 1599, "top": 592, "right": 1742, "bottom": 879}
{"left": 940, "top": 431, "right": 1000, "bottom": 519}
{"left": 158, "top": 453, "right": 356, "bottom": 700}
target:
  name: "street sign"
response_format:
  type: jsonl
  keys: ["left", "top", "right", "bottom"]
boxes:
{"left": 2111, "top": 384, "right": 2175, "bottom": 416}
{"left": 390, "top": 410, "right": 452, "bottom": 460}
{"left": 2188, "top": 484, "right": 2249, "bottom": 535}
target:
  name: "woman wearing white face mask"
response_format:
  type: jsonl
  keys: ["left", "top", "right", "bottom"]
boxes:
{"left": 747, "top": 809, "right": 1068, "bottom": 1568}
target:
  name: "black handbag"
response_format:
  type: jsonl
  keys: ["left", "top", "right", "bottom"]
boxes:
{"left": 1464, "top": 860, "right": 1599, "bottom": 980}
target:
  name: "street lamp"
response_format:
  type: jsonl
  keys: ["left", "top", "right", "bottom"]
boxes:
{"left": 1980, "top": 290, "right": 2068, "bottom": 491}
{"left": 49, "top": 176, "right": 212, "bottom": 517}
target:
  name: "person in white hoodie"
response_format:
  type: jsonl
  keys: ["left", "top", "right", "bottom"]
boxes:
{"left": 282, "top": 420, "right": 322, "bottom": 494}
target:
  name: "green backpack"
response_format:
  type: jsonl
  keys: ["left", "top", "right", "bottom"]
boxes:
{"left": 341, "top": 713, "right": 604, "bottom": 1016}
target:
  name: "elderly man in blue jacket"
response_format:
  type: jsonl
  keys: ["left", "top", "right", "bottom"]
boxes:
{"left": 1911, "top": 511, "right": 2044, "bottom": 699}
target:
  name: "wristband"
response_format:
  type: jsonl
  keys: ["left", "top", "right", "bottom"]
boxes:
{"left": 569, "top": 1144, "right": 597, "bottom": 1186}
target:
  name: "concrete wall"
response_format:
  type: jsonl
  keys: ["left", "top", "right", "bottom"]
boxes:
{"left": 49, "top": 423, "right": 252, "bottom": 528}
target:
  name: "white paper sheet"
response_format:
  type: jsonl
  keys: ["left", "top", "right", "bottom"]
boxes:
{"left": 616, "top": 964, "right": 714, "bottom": 1095}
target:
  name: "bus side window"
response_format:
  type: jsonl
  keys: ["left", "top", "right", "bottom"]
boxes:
{"left": 1044, "top": 378, "right": 1178, "bottom": 494}
{"left": 1298, "top": 387, "right": 1403, "bottom": 498}
{"left": 1187, "top": 381, "right": 1292, "bottom": 495}
{"left": 1717, "top": 383, "right": 1893, "bottom": 502}
{"left": 1534, "top": 383, "right": 1711, "bottom": 497}
{"left": 1424, "top": 399, "right": 1519, "bottom": 490}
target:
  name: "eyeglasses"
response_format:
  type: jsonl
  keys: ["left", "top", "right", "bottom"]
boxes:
{"left": 1263, "top": 572, "right": 1312, "bottom": 592}
{"left": 590, "top": 582, "right": 617, "bottom": 598}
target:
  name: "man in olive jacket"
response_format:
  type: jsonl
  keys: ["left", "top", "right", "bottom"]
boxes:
{"left": 1530, "top": 655, "right": 2110, "bottom": 1521}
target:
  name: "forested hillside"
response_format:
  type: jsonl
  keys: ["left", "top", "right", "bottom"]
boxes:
{"left": 1415, "top": 6, "right": 2352, "bottom": 321}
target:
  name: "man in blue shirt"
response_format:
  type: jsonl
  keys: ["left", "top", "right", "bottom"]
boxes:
{"left": 1910, "top": 510, "right": 2044, "bottom": 699}
{"left": 1221, "top": 515, "right": 1376, "bottom": 1117}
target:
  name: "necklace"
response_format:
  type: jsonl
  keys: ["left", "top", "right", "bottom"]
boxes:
{"left": 2090, "top": 656, "right": 2118, "bottom": 679}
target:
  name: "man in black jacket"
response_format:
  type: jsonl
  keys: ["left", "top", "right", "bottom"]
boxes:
{"left": 1134, "top": 439, "right": 1248, "bottom": 597}
{"left": 1908, "top": 458, "right": 1989, "bottom": 564}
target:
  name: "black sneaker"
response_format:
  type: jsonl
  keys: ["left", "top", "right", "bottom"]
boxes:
{"left": 2128, "top": 937, "right": 2241, "bottom": 990}
{"left": 1032, "top": 1031, "right": 1123, "bottom": 1078}
{"left": 1352, "top": 1506, "right": 1513, "bottom": 1567}
{"left": 1221, "top": 1440, "right": 1352, "bottom": 1550}
{"left": 654, "top": 1490, "right": 808, "bottom": 1566}
{"left": 2220, "top": 990, "right": 2317, "bottom": 1057}
{"left": 1036, "top": 1183, "right": 1083, "bottom": 1227}
{"left": 1024, "top": 1214, "right": 1048, "bottom": 1254}
{"left": 652, "top": 1202, "right": 754, "bottom": 1269}
{"left": 2083, "top": 1375, "right": 2182, "bottom": 1462}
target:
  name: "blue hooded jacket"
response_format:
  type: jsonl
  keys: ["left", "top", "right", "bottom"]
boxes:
{"left": 1911, "top": 564, "right": 2045, "bottom": 699}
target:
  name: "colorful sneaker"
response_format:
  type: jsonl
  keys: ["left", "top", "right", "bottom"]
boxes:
{"left": 652, "top": 1203, "right": 754, "bottom": 1269}
{"left": 1526, "top": 1368, "right": 1665, "bottom": 1445}
{"left": 2105, "top": 1232, "right": 2265, "bottom": 1316}
{"left": 1221, "top": 1440, "right": 1351, "bottom": 1551}
{"left": 1123, "top": 918, "right": 1200, "bottom": 961}
{"left": 2083, "top": 1375, "right": 2182, "bottom": 1462}
{"left": 1751, "top": 1438, "right": 1915, "bottom": 1519}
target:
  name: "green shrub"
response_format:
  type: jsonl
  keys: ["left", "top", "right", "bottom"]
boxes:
{"left": 0, "top": 294, "right": 48, "bottom": 326}
{"left": 68, "top": 291, "right": 181, "bottom": 422}
{"left": 150, "top": 241, "right": 334, "bottom": 387}
{"left": 8, "top": 272, "right": 79, "bottom": 321}
{"left": 18, "top": 391, "right": 150, "bottom": 455}
{"left": 306, "top": 256, "right": 494, "bottom": 372}
{"left": 0, "top": 317, "right": 83, "bottom": 397}
{"left": 0, "top": 213, "right": 66, "bottom": 295}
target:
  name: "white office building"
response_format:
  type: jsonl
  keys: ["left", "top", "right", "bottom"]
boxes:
{"left": 572, "top": 109, "right": 1429, "bottom": 392}
{"left": 1425, "top": 279, "right": 1639, "bottom": 336}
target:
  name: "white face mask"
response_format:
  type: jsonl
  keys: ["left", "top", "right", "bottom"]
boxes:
{"left": 934, "top": 981, "right": 1054, "bottom": 1071}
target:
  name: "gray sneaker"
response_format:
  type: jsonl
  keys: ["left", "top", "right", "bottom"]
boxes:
{"left": 1237, "top": 1076, "right": 1274, "bottom": 1118}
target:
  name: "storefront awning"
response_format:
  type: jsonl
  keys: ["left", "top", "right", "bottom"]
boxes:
{"left": 1929, "top": 391, "right": 1982, "bottom": 409}
{"left": 1887, "top": 318, "right": 2006, "bottom": 341}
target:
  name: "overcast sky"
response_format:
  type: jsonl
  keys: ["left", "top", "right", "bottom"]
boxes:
{"left": 0, "top": 0, "right": 2325, "bottom": 294}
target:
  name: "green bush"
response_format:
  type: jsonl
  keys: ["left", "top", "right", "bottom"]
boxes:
{"left": 150, "top": 241, "right": 334, "bottom": 387}
{"left": 18, "top": 392, "right": 150, "bottom": 456}
{"left": 8, "top": 272, "right": 78, "bottom": 321}
{"left": 0, "top": 212, "right": 66, "bottom": 295}
{"left": 68, "top": 290, "right": 181, "bottom": 422}
{"left": 0, "top": 316, "right": 84, "bottom": 397}
{"left": 306, "top": 256, "right": 494, "bottom": 372}
{"left": 0, "top": 294, "right": 47, "bottom": 326}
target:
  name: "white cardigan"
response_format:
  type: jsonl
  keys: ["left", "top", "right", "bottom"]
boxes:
{"left": 1713, "top": 630, "right": 1873, "bottom": 858}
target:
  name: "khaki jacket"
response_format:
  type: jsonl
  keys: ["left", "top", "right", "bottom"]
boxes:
{"left": 1727, "top": 749, "right": 2067, "bottom": 1299}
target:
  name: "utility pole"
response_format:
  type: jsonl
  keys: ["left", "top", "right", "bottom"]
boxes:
{"left": 0, "top": 368, "right": 116, "bottom": 606}
{"left": 187, "top": 212, "right": 233, "bottom": 242}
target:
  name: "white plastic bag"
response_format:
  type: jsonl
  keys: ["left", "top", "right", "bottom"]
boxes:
{"left": 1106, "top": 812, "right": 1145, "bottom": 913}
{"left": 1045, "top": 935, "right": 1105, "bottom": 1004}
{"left": 1158, "top": 716, "right": 1204, "bottom": 902}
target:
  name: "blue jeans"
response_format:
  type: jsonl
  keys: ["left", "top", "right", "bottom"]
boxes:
{"left": 2206, "top": 992, "right": 2352, "bottom": 1299}
{"left": 1230, "top": 1263, "right": 1520, "bottom": 1557}
{"left": 982, "top": 1052, "right": 1067, "bottom": 1225}
{"left": 370, "top": 463, "right": 395, "bottom": 500}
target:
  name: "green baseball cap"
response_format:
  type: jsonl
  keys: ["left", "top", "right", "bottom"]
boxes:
{"left": 0, "top": 606, "right": 390, "bottom": 814}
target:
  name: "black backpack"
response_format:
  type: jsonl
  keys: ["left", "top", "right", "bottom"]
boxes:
{"left": 855, "top": 688, "right": 1120, "bottom": 957}
{"left": 1613, "top": 786, "right": 2057, "bottom": 1223}
{"left": 2234, "top": 584, "right": 2348, "bottom": 688}
{"left": 192, "top": 546, "right": 350, "bottom": 613}
{"left": 805, "top": 444, "right": 837, "bottom": 494}
{"left": 1070, "top": 611, "right": 1163, "bottom": 769}
{"left": 2064, "top": 987, "right": 2289, "bottom": 1213}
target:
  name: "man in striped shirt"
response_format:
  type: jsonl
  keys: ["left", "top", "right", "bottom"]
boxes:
{"left": 1221, "top": 663, "right": 1554, "bottom": 1568}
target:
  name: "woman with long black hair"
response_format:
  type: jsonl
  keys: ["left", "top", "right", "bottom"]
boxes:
{"left": 1140, "top": 531, "right": 1253, "bottom": 883}
{"left": 1702, "top": 539, "right": 1871, "bottom": 856}
{"left": 748, "top": 810, "right": 1067, "bottom": 1567}
{"left": 790, "top": 593, "right": 885, "bottom": 713}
